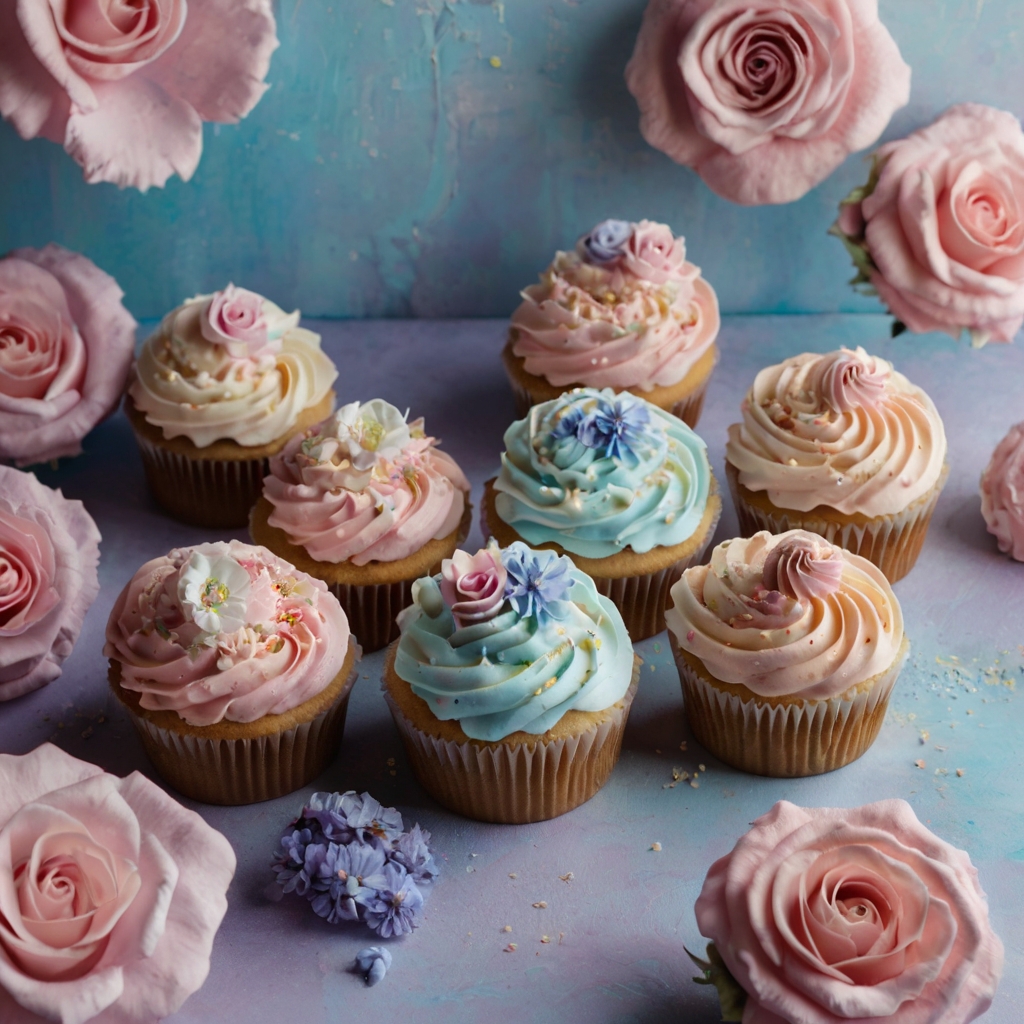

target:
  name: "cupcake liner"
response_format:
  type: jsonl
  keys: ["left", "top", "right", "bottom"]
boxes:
{"left": 671, "top": 633, "right": 908, "bottom": 777}
{"left": 383, "top": 656, "right": 641, "bottom": 823}
{"left": 727, "top": 463, "right": 950, "bottom": 583}
{"left": 328, "top": 578, "right": 419, "bottom": 653}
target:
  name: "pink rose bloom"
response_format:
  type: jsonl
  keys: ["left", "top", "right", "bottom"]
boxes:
{"left": 0, "top": 743, "right": 235, "bottom": 1024}
{"left": 695, "top": 799, "right": 1004, "bottom": 1024}
{"left": 0, "top": 244, "right": 136, "bottom": 466}
{"left": 200, "top": 284, "right": 272, "bottom": 358}
{"left": 0, "top": 466, "right": 100, "bottom": 702}
{"left": 0, "top": 0, "right": 278, "bottom": 191}
{"left": 621, "top": 221, "right": 688, "bottom": 284}
{"left": 625, "top": 0, "right": 910, "bottom": 205}
{"left": 980, "top": 421, "right": 1024, "bottom": 561}
{"left": 440, "top": 546, "right": 508, "bottom": 627}
{"left": 834, "top": 104, "right": 1024, "bottom": 345}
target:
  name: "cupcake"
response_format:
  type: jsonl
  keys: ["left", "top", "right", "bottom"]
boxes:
{"left": 105, "top": 540, "right": 359, "bottom": 805}
{"left": 980, "top": 421, "right": 1024, "bottom": 560}
{"left": 250, "top": 399, "right": 471, "bottom": 652}
{"left": 504, "top": 219, "right": 719, "bottom": 427}
{"left": 725, "top": 347, "right": 948, "bottom": 582}
{"left": 482, "top": 387, "right": 721, "bottom": 640}
{"left": 381, "top": 541, "right": 640, "bottom": 823}
{"left": 665, "top": 530, "right": 908, "bottom": 777}
{"left": 127, "top": 284, "right": 337, "bottom": 528}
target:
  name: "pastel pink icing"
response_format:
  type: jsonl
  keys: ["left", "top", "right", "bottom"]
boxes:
{"left": 980, "top": 421, "right": 1024, "bottom": 561}
{"left": 104, "top": 540, "right": 351, "bottom": 727}
{"left": 510, "top": 220, "right": 720, "bottom": 391}
{"left": 762, "top": 532, "right": 843, "bottom": 602}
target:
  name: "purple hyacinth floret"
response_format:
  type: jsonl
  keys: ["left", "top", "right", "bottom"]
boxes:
{"left": 391, "top": 824, "right": 439, "bottom": 887}
{"left": 362, "top": 863, "right": 425, "bottom": 939}
{"left": 577, "top": 394, "right": 651, "bottom": 463}
{"left": 309, "top": 842, "right": 388, "bottom": 925}
{"left": 304, "top": 790, "right": 405, "bottom": 846}
{"left": 501, "top": 542, "right": 574, "bottom": 624}
{"left": 271, "top": 828, "right": 319, "bottom": 895}
{"left": 582, "top": 219, "right": 632, "bottom": 265}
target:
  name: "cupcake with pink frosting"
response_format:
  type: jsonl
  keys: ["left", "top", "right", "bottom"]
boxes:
{"left": 665, "top": 530, "right": 908, "bottom": 777}
{"left": 980, "top": 422, "right": 1024, "bottom": 561}
{"left": 250, "top": 399, "right": 471, "bottom": 652}
{"left": 504, "top": 219, "right": 720, "bottom": 427}
{"left": 127, "top": 285, "right": 337, "bottom": 528}
{"left": 725, "top": 347, "right": 948, "bottom": 582}
{"left": 105, "top": 540, "right": 359, "bottom": 805}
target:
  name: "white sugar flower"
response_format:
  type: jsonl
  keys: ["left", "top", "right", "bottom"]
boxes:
{"left": 311, "top": 399, "right": 416, "bottom": 491}
{"left": 178, "top": 552, "right": 251, "bottom": 635}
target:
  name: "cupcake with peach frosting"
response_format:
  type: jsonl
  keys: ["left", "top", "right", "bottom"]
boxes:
{"left": 504, "top": 219, "right": 720, "bottom": 427}
{"left": 666, "top": 530, "right": 908, "bottom": 777}
{"left": 725, "top": 347, "right": 948, "bottom": 582}
{"left": 127, "top": 284, "right": 337, "bottom": 528}
{"left": 105, "top": 539, "right": 359, "bottom": 804}
{"left": 980, "top": 422, "right": 1024, "bottom": 561}
{"left": 251, "top": 399, "right": 470, "bottom": 652}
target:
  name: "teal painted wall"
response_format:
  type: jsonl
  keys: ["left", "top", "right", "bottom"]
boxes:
{"left": 0, "top": 0, "right": 1022, "bottom": 320}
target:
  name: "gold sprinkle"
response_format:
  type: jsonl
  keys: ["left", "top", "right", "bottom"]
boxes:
{"left": 489, "top": 55, "right": 502, "bottom": 68}
{"left": 540, "top": 935, "right": 551, "bottom": 944}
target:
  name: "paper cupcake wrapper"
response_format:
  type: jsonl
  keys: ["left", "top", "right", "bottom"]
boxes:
{"left": 383, "top": 663, "right": 640, "bottom": 824}
{"left": 671, "top": 634, "right": 907, "bottom": 777}
{"left": 727, "top": 464, "right": 949, "bottom": 584}
{"left": 132, "top": 426, "right": 268, "bottom": 529}
{"left": 328, "top": 578, "right": 419, "bottom": 654}
{"left": 121, "top": 661, "right": 360, "bottom": 805}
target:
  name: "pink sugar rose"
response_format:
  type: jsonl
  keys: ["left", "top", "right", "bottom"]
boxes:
{"left": 200, "top": 284, "right": 271, "bottom": 357}
{"left": 621, "top": 220, "right": 688, "bottom": 284}
{"left": 0, "top": 743, "right": 235, "bottom": 1024}
{"left": 625, "top": 0, "right": 910, "bottom": 205}
{"left": 0, "top": 0, "right": 278, "bottom": 191}
{"left": 0, "top": 244, "right": 136, "bottom": 467}
{"left": 980, "top": 421, "right": 1024, "bottom": 561}
{"left": 834, "top": 104, "right": 1024, "bottom": 346}
{"left": 440, "top": 546, "right": 508, "bottom": 628}
{"left": 695, "top": 799, "right": 1003, "bottom": 1024}
{"left": 0, "top": 466, "right": 100, "bottom": 702}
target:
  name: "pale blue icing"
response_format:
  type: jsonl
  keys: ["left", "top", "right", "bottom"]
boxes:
{"left": 393, "top": 566, "right": 634, "bottom": 743}
{"left": 493, "top": 388, "right": 713, "bottom": 559}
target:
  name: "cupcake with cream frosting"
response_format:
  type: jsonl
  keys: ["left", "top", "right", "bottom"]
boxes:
{"left": 725, "top": 347, "right": 948, "bottom": 582}
{"left": 105, "top": 539, "right": 359, "bottom": 804}
{"left": 250, "top": 399, "right": 471, "bottom": 652}
{"left": 504, "top": 219, "right": 720, "bottom": 427}
{"left": 382, "top": 541, "right": 640, "bottom": 823}
{"left": 666, "top": 530, "right": 908, "bottom": 777}
{"left": 980, "top": 422, "right": 1024, "bottom": 560}
{"left": 127, "top": 284, "right": 337, "bottom": 528}
{"left": 483, "top": 387, "right": 720, "bottom": 639}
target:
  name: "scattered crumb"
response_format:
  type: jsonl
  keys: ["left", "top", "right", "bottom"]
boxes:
{"left": 540, "top": 935, "right": 550, "bottom": 944}
{"left": 466, "top": 866, "right": 475, "bottom": 873}
{"left": 559, "top": 872, "right": 574, "bottom": 883}
{"left": 470, "top": 853, "right": 478, "bottom": 858}
{"left": 655, "top": 748, "right": 661, "bottom": 754}
{"left": 532, "top": 901, "right": 547, "bottom": 909}
{"left": 389, "top": 770, "right": 396, "bottom": 776}
{"left": 503, "top": 943, "right": 517, "bottom": 952}
{"left": 699, "top": 763, "right": 706, "bottom": 772}
{"left": 386, "top": 757, "right": 395, "bottom": 766}
{"left": 935, "top": 768, "right": 948, "bottom": 776}
{"left": 80, "top": 727, "right": 93, "bottom": 739}
{"left": 502, "top": 925, "right": 512, "bottom": 933}
{"left": 650, "top": 842, "right": 662, "bottom": 852}
{"left": 935, "top": 745, "right": 948, "bottom": 752}
{"left": 956, "top": 768, "right": 965, "bottom": 777}
{"left": 919, "top": 730, "right": 930, "bottom": 743}
{"left": 679, "top": 741, "right": 687, "bottom": 751}
{"left": 558, "top": 932, "right": 565, "bottom": 945}
{"left": 915, "top": 759, "right": 926, "bottom": 769}
{"left": 690, "top": 780, "right": 699, "bottom": 789}
{"left": 508, "top": 873, "right": 517, "bottom": 879}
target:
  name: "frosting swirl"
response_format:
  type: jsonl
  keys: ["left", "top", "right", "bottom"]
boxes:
{"left": 104, "top": 540, "right": 351, "bottom": 727}
{"left": 494, "top": 388, "right": 714, "bottom": 559}
{"left": 509, "top": 219, "right": 720, "bottom": 391}
{"left": 980, "top": 421, "right": 1024, "bottom": 560}
{"left": 665, "top": 531, "right": 904, "bottom": 700}
{"left": 263, "top": 400, "right": 470, "bottom": 565}
{"left": 726, "top": 348, "right": 947, "bottom": 517}
{"left": 394, "top": 543, "right": 634, "bottom": 741}
{"left": 129, "top": 288, "right": 337, "bottom": 447}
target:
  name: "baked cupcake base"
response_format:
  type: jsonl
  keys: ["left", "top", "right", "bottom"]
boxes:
{"left": 670, "top": 632, "right": 909, "bottom": 778}
{"left": 725, "top": 461, "right": 950, "bottom": 584}
{"left": 501, "top": 340, "right": 718, "bottom": 429}
{"left": 250, "top": 497, "right": 471, "bottom": 653}
{"left": 382, "top": 643, "right": 641, "bottom": 824}
{"left": 126, "top": 393, "right": 334, "bottom": 529}
{"left": 110, "top": 642, "right": 360, "bottom": 805}
{"left": 482, "top": 479, "right": 721, "bottom": 641}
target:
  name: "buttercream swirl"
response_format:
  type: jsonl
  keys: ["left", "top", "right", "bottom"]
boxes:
{"left": 666, "top": 531, "right": 904, "bottom": 701}
{"left": 726, "top": 347, "right": 947, "bottom": 517}
{"left": 129, "top": 289, "right": 337, "bottom": 447}
{"left": 980, "top": 421, "right": 1024, "bottom": 561}
{"left": 509, "top": 219, "right": 720, "bottom": 391}
{"left": 263, "top": 400, "right": 470, "bottom": 565}
{"left": 394, "top": 543, "right": 634, "bottom": 742}
{"left": 104, "top": 540, "right": 351, "bottom": 727}
{"left": 494, "top": 387, "right": 714, "bottom": 559}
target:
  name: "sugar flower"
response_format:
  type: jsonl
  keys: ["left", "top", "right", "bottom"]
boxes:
{"left": 304, "top": 790, "right": 405, "bottom": 845}
{"left": 355, "top": 946, "right": 393, "bottom": 987}
{"left": 501, "top": 542, "right": 574, "bottom": 624}
{"left": 177, "top": 549, "right": 250, "bottom": 634}
{"left": 440, "top": 543, "right": 508, "bottom": 627}
{"left": 582, "top": 219, "right": 633, "bottom": 265}
{"left": 578, "top": 394, "right": 652, "bottom": 462}
{"left": 361, "top": 863, "right": 425, "bottom": 939}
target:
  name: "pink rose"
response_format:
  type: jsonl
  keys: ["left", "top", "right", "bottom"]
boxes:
{"left": 621, "top": 220, "right": 689, "bottom": 284}
{"left": 695, "top": 799, "right": 1004, "bottom": 1024}
{"left": 0, "top": 0, "right": 278, "bottom": 191}
{"left": 200, "top": 284, "right": 271, "bottom": 357}
{"left": 0, "top": 466, "right": 100, "bottom": 702}
{"left": 834, "top": 104, "right": 1024, "bottom": 345}
{"left": 762, "top": 531, "right": 843, "bottom": 602}
{"left": 980, "top": 421, "right": 1024, "bottom": 561}
{"left": 0, "top": 244, "right": 136, "bottom": 466}
{"left": 440, "top": 546, "right": 508, "bottom": 627}
{"left": 625, "top": 0, "right": 910, "bottom": 205}
{"left": 0, "top": 744, "right": 235, "bottom": 1024}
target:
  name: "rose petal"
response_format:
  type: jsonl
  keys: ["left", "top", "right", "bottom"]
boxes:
{"left": 15, "top": 0, "right": 98, "bottom": 113}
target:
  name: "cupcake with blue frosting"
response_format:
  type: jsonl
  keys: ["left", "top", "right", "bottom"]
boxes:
{"left": 483, "top": 387, "right": 721, "bottom": 639}
{"left": 382, "top": 541, "right": 640, "bottom": 823}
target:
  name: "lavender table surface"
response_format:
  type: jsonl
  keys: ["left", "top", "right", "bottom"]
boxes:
{"left": 3, "top": 316, "right": 1022, "bottom": 1024}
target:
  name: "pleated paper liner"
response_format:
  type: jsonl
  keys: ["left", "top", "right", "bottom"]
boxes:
{"left": 109, "top": 644, "right": 361, "bottom": 805}
{"left": 670, "top": 633, "right": 909, "bottom": 778}
{"left": 500, "top": 340, "right": 718, "bottom": 430}
{"left": 382, "top": 644, "right": 641, "bottom": 823}
{"left": 481, "top": 479, "right": 722, "bottom": 641}
{"left": 726, "top": 461, "right": 950, "bottom": 584}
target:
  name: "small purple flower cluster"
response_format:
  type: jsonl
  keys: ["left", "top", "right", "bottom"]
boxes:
{"left": 551, "top": 392, "right": 652, "bottom": 463}
{"left": 272, "top": 791, "right": 438, "bottom": 938}
{"left": 501, "top": 541, "right": 574, "bottom": 624}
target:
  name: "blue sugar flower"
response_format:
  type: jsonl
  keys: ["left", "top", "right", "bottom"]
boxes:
{"left": 583, "top": 219, "right": 632, "bottom": 265}
{"left": 304, "top": 791, "right": 404, "bottom": 846}
{"left": 548, "top": 402, "right": 586, "bottom": 443}
{"left": 502, "top": 542, "right": 574, "bottom": 623}
{"left": 355, "top": 946, "right": 393, "bottom": 987}
{"left": 577, "top": 394, "right": 651, "bottom": 463}
{"left": 391, "top": 824, "right": 439, "bottom": 887}
{"left": 310, "top": 841, "right": 388, "bottom": 925}
{"left": 362, "top": 863, "right": 425, "bottom": 938}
